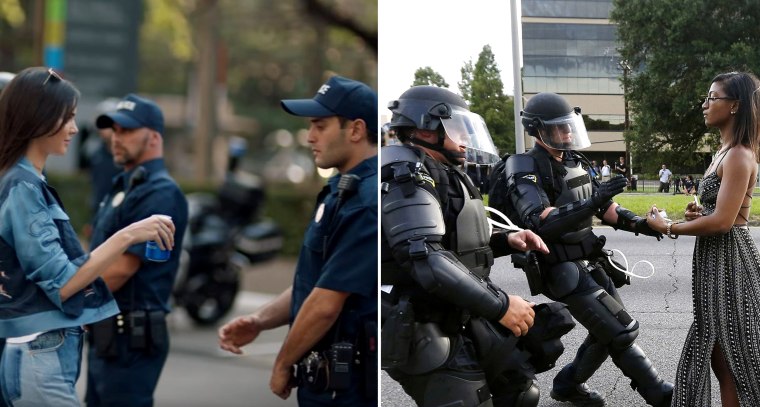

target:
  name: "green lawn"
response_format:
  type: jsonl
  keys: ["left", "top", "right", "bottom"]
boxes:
{"left": 615, "top": 192, "right": 760, "bottom": 224}
{"left": 615, "top": 193, "right": 695, "bottom": 222}
{"left": 485, "top": 192, "right": 760, "bottom": 225}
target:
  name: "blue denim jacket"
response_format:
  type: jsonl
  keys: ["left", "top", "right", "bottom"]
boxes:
{"left": 0, "top": 158, "right": 118, "bottom": 337}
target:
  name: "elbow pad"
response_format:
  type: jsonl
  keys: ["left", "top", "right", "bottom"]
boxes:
{"left": 504, "top": 155, "right": 550, "bottom": 231}
{"left": 410, "top": 249, "right": 508, "bottom": 320}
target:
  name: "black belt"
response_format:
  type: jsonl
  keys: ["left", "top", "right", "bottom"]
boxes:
{"left": 114, "top": 310, "right": 166, "bottom": 335}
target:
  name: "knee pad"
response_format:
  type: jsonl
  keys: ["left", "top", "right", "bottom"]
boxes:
{"left": 544, "top": 262, "right": 582, "bottom": 298}
{"left": 490, "top": 376, "right": 539, "bottom": 407}
{"left": 514, "top": 380, "right": 540, "bottom": 407}
{"left": 401, "top": 323, "right": 451, "bottom": 375}
{"left": 564, "top": 289, "right": 639, "bottom": 346}
{"left": 422, "top": 371, "right": 492, "bottom": 407}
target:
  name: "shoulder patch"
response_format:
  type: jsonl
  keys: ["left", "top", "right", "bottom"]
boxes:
{"left": 521, "top": 174, "right": 538, "bottom": 183}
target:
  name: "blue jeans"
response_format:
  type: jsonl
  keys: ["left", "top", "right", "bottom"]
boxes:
{"left": 0, "top": 327, "right": 84, "bottom": 407}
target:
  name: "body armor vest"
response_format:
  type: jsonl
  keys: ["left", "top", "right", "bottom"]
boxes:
{"left": 539, "top": 152, "right": 602, "bottom": 264}
{"left": 554, "top": 156, "right": 594, "bottom": 242}
{"left": 380, "top": 146, "right": 493, "bottom": 284}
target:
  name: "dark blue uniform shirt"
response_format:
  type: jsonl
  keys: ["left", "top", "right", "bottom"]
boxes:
{"left": 291, "top": 156, "right": 378, "bottom": 347}
{"left": 89, "top": 159, "right": 188, "bottom": 312}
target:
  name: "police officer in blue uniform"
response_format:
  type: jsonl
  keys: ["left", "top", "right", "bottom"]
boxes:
{"left": 496, "top": 92, "right": 672, "bottom": 406}
{"left": 218, "top": 76, "right": 377, "bottom": 406}
{"left": 85, "top": 94, "right": 188, "bottom": 407}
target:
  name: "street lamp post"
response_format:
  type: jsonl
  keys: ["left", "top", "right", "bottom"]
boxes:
{"left": 619, "top": 60, "right": 632, "bottom": 181}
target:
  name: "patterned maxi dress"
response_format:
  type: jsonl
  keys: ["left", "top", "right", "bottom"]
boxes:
{"left": 672, "top": 170, "right": 760, "bottom": 406}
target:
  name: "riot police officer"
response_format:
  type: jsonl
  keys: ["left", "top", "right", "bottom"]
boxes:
{"left": 381, "top": 86, "right": 574, "bottom": 407}
{"left": 495, "top": 92, "right": 673, "bottom": 406}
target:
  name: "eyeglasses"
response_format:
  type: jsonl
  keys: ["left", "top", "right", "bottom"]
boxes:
{"left": 703, "top": 95, "right": 736, "bottom": 105}
{"left": 42, "top": 68, "right": 62, "bottom": 86}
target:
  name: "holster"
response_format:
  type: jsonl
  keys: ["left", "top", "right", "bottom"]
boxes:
{"left": 90, "top": 317, "right": 118, "bottom": 358}
{"left": 512, "top": 251, "right": 544, "bottom": 296}
{"left": 380, "top": 295, "right": 415, "bottom": 369}
{"left": 362, "top": 320, "right": 378, "bottom": 400}
{"left": 89, "top": 310, "right": 168, "bottom": 359}
{"left": 296, "top": 341, "right": 359, "bottom": 393}
{"left": 297, "top": 351, "right": 329, "bottom": 392}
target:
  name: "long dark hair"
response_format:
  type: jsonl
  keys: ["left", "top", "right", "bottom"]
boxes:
{"left": 0, "top": 67, "right": 80, "bottom": 172}
{"left": 711, "top": 71, "right": 760, "bottom": 162}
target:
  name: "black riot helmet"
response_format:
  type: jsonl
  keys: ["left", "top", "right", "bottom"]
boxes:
{"left": 388, "top": 86, "right": 499, "bottom": 166}
{"left": 521, "top": 92, "right": 591, "bottom": 151}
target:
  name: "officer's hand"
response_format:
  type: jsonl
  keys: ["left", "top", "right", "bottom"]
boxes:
{"left": 685, "top": 201, "right": 703, "bottom": 221}
{"left": 591, "top": 176, "right": 627, "bottom": 207}
{"left": 120, "top": 214, "right": 175, "bottom": 249}
{"left": 218, "top": 314, "right": 263, "bottom": 354}
{"left": 270, "top": 363, "right": 295, "bottom": 400}
{"left": 498, "top": 295, "right": 535, "bottom": 337}
{"left": 507, "top": 230, "right": 549, "bottom": 254}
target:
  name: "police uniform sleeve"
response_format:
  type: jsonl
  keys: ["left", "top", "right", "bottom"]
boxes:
{"left": 314, "top": 199, "right": 377, "bottom": 297}
{"left": 381, "top": 146, "right": 509, "bottom": 321}
{"left": 121, "top": 181, "right": 189, "bottom": 260}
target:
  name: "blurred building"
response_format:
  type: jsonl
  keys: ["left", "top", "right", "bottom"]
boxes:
{"left": 521, "top": 0, "right": 628, "bottom": 166}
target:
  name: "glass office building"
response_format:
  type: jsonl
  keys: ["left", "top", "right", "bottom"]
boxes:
{"left": 521, "top": 0, "right": 626, "bottom": 155}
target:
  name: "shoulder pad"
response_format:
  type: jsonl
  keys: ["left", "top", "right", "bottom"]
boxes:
{"left": 381, "top": 145, "right": 421, "bottom": 168}
{"left": 505, "top": 154, "right": 537, "bottom": 175}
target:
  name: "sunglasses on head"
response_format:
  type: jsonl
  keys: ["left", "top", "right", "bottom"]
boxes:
{"left": 42, "top": 68, "right": 62, "bottom": 86}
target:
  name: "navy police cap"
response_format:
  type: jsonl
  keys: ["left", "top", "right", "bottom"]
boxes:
{"left": 96, "top": 93, "right": 164, "bottom": 135}
{"left": 280, "top": 76, "right": 377, "bottom": 133}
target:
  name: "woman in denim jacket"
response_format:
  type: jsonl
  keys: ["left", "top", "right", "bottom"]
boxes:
{"left": 0, "top": 67, "right": 175, "bottom": 406}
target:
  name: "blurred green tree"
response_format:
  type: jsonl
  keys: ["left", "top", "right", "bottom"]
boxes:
{"left": 459, "top": 45, "right": 514, "bottom": 155}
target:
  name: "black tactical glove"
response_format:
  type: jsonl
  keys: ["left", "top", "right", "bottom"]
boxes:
{"left": 591, "top": 175, "right": 627, "bottom": 207}
{"left": 633, "top": 217, "right": 663, "bottom": 241}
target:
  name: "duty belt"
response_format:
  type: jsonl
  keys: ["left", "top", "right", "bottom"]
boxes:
{"left": 541, "top": 235, "right": 603, "bottom": 265}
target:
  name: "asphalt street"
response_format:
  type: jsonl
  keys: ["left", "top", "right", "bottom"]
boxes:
{"left": 380, "top": 227, "right": 759, "bottom": 406}
{"left": 68, "top": 228, "right": 760, "bottom": 406}
{"left": 75, "top": 260, "right": 299, "bottom": 407}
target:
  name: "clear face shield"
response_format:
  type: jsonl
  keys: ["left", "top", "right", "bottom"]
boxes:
{"left": 440, "top": 107, "right": 500, "bottom": 166}
{"left": 536, "top": 110, "right": 591, "bottom": 151}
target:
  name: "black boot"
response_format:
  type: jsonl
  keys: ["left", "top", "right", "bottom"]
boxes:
{"left": 550, "top": 365, "right": 606, "bottom": 406}
{"left": 550, "top": 335, "right": 607, "bottom": 406}
{"left": 610, "top": 344, "right": 673, "bottom": 407}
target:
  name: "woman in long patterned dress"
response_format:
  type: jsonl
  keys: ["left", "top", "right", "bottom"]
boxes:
{"left": 649, "top": 71, "right": 760, "bottom": 407}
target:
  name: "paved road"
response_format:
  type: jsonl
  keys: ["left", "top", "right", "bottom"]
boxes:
{"left": 68, "top": 228, "right": 760, "bottom": 406}
{"left": 381, "top": 227, "right": 760, "bottom": 406}
{"left": 76, "top": 259, "right": 299, "bottom": 407}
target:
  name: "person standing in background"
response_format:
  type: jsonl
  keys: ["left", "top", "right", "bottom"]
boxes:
{"left": 658, "top": 164, "right": 672, "bottom": 193}
{"left": 85, "top": 93, "right": 188, "bottom": 407}
{"left": 601, "top": 159, "right": 611, "bottom": 181}
{"left": 614, "top": 156, "right": 627, "bottom": 178}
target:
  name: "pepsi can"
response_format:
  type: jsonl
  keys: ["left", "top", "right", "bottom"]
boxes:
{"left": 145, "top": 215, "right": 172, "bottom": 262}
